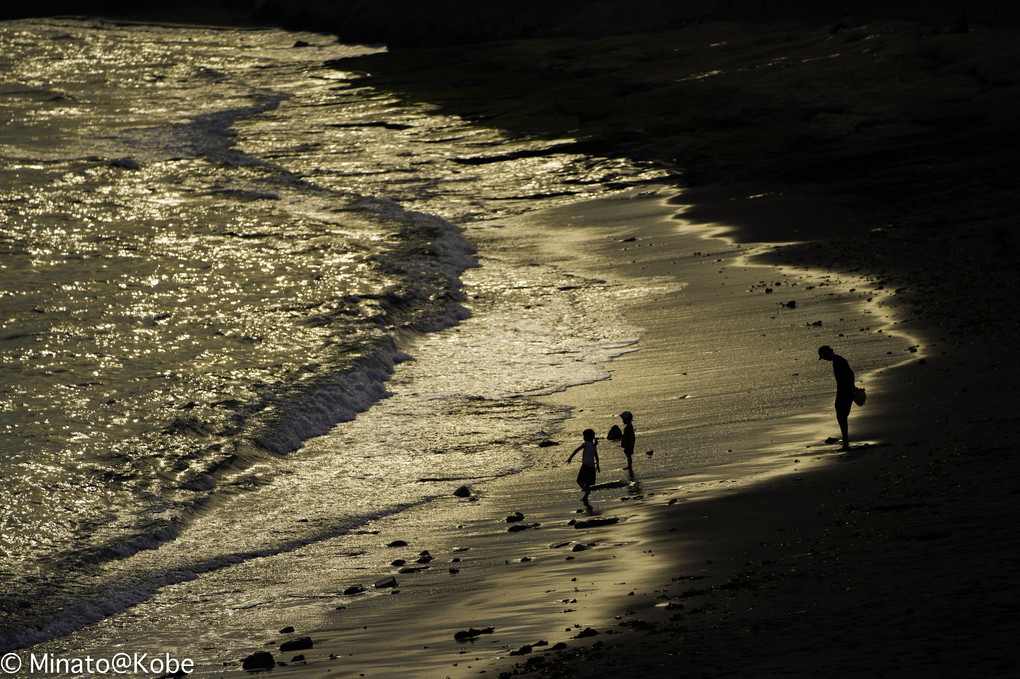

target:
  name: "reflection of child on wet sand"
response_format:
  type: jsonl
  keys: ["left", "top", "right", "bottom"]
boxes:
{"left": 566, "top": 429, "right": 600, "bottom": 502}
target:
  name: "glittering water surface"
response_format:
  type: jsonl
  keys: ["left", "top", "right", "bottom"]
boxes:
{"left": 0, "top": 18, "right": 666, "bottom": 651}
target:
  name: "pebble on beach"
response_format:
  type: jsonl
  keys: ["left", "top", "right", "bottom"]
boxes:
{"left": 279, "top": 637, "right": 314, "bottom": 653}
{"left": 241, "top": 651, "right": 275, "bottom": 671}
{"left": 454, "top": 627, "right": 495, "bottom": 641}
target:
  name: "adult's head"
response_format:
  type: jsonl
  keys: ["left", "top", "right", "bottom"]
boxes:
{"left": 818, "top": 345, "right": 836, "bottom": 361}
{"left": 619, "top": 411, "right": 633, "bottom": 422}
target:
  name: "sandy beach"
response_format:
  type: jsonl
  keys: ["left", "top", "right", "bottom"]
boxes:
{"left": 256, "top": 17, "right": 1020, "bottom": 679}
{"left": 247, "top": 186, "right": 877, "bottom": 677}
{"left": 234, "top": 176, "right": 1016, "bottom": 678}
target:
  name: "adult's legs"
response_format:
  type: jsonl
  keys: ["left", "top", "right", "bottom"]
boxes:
{"left": 835, "top": 399, "right": 852, "bottom": 450}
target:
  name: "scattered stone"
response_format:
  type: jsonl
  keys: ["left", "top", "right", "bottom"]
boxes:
{"left": 510, "top": 645, "right": 533, "bottom": 656}
{"left": 454, "top": 627, "right": 495, "bottom": 641}
{"left": 506, "top": 511, "right": 525, "bottom": 523}
{"left": 538, "top": 440, "right": 559, "bottom": 447}
{"left": 571, "top": 544, "right": 588, "bottom": 552}
{"left": 782, "top": 300, "right": 797, "bottom": 308}
{"left": 399, "top": 566, "right": 429, "bottom": 574}
{"left": 375, "top": 576, "right": 398, "bottom": 589}
{"left": 279, "top": 637, "right": 313, "bottom": 653}
{"left": 387, "top": 540, "right": 408, "bottom": 547}
{"left": 292, "top": 40, "right": 311, "bottom": 47}
{"left": 343, "top": 584, "right": 366, "bottom": 595}
{"left": 508, "top": 523, "right": 540, "bottom": 533}
{"left": 391, "top": 559, "right": 407, "bottom": 567}
{"left": 278, "top": 626, "right": 295, "bottom": 634}
{"left": 241, "top": 651, "right": 275, "bottom": 671}
{"left": 574, "top": 627, "right": 600, "bottom": 639}
{"left": 453, "top": 485, "right": 472, "bottom": 498}
{"left": 290, "top": 654, "right": 305, "bottom": 663}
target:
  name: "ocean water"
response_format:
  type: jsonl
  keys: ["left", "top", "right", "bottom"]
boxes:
{"left": 0, "top": 18, "right": 667, "bottom": 655}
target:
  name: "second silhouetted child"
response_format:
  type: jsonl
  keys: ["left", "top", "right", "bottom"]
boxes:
{"left": 619, "top": 411, "right": 635, "bottom": 471}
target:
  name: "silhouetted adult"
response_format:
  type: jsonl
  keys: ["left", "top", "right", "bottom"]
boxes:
{"left": 818, "top": 345, "right": 855, "bottom": 450}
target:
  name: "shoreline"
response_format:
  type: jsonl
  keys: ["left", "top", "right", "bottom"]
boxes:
{"left": 465, "top": 192, "right": 1016, "bottom": 677}
{"left": 261, "top": 152, "right": 1018, "bottom": 677}
{"left": 253, "top": 185, "right": 926, "bottom": 678}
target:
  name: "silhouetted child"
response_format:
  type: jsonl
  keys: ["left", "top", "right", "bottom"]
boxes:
{"left": 566, "top": 428, "right": 600, "bottom": 502}
{"left": 619, "top": 411, "right": 635, "bottom": 471}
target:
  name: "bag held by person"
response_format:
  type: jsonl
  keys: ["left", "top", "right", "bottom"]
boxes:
{"left": 853, "top": 387, "right": 867, "bottom": 406}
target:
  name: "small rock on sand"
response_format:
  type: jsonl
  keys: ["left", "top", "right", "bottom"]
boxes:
{"left": 279, "top": 637, "right": 313, "bottom": 653}
{"left": 454, "top": 627, "right": 495, "bottom": 641}
{"left": 241, "top": 651, "right": 274, "bottom": 671}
